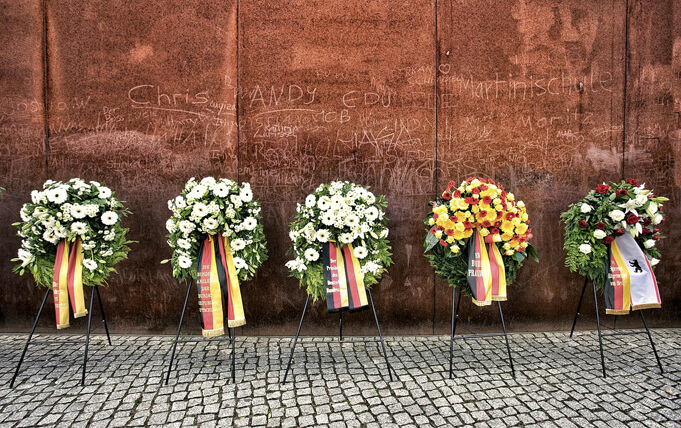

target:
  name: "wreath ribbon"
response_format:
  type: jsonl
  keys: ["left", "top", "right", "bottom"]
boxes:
{"left": 467, "top": 228, "right": 506, "bottom": 306}
{"left": 605, "top": 233, "right": 661, "bottom": 314}
{"left": 323, "top": 241, "right": 368, "bottom": 313}
{"left": 52, "top": 239, "right": 88, "bottom": 329}
{"left": 196, "top": 235, "right": 245, "bottom": 338}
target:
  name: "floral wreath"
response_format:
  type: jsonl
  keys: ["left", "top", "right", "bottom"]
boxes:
{"left": 164, "top": 177, "right": 267, "bottom": 282}
{"left": 424, "top": 177, "right": 537, "bottom": 297}
{"left": 13, "top": 178, "right": 132, "bottom": 287}
{"left": 286, "top": 181, "right": 393, "bottom": 299}
{"left": 561, "top": 179, "right": 667, "bottom": 289}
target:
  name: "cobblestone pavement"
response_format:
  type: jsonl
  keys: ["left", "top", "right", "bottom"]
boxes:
{"left": 0, "top": 329, "right": 679, "bottom": 427}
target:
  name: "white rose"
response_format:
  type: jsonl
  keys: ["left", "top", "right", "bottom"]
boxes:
{"left": 649, "top": 257, "right": 659, "bottom": 266}
{"left": 635, "top": 194, "right": 647, "bottom": 206}
{"left": 644, "top": 239, "right": 655, "bottom": 249}
{"left": 609, "top": 210, "right": 625, "bottom": 222}
{"left": 593, "top": 230, "right": 606, "bottom": 240}
{"left": 580, "top": 204, "right": 592, "bottom": 214}
{"left": 647, "top": 201, "right": 658, "bottom": 215}
{"left": 579, "top": 243, "right": 592, "bottom": 254}
{"left": 652, "top": 214, "right": 663, "bottom": 225}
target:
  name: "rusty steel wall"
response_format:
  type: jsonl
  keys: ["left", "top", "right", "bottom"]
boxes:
{"left": 0, "top": 0, "right": 679, "bottom": 335}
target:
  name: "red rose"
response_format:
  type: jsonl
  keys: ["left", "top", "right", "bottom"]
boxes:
{"left": 596, "top": 184, "right": 610, "bottom": 194}
{"left": 628, "top": 179, "right": 637, "bottom": 186}
{"left": 466, "top": 177, "right": 475, "bottom": 183}
{"left": 641, "top": 228, "right": 650, "bottom": 235}
{"left": 453, "top": 190, "right": 461, "bottom": 198}
{"left": 643, "top": 218, "right": 652, "bottom": 226}
{"left": 489, "top": 179, "right": 495, "bottom": 185}
{"left": 626, "top": 213, "right": 639, "bottom": 225}
{"left": 653, "top": 235, "right": 660, "bottom": 241}
{"left": 482, "top": 220, "right": 492, "bottom": 228}
{"left": 479, "top": 184, "right": 488, "bottom": 191}
{"left": 442, "top": 191, "right": 451, "bottom": 200}
{"left": 471, "top": 187, "right": 481, "bottom": 195}
{"left": 596, "top": 222, "right": 606, "bottom": 230}
{"left": 482, "top": 196, "right": 492, "bottom": 204}
{"left": 480, "top": 178, "right": 487, "bottom": 183}
{"left": 616, "top": 189, "right": 627, "bottom": 196}
{"left": 433, "top": 214, "right": 439, "bottom": 220}
{"left": 653, "top": 228, "right": 660, "bottom": 233}
{"left": 440, "top": 239, "right": 447, "bottom": 247}
{"left": 446, "top": 229, "right": 454, "bottom": 236}
{"left": 448, "top": 180, "right": 456, "bottom": 188}
{"left": 604, "top": 236, "right": 615, "bottom": 244}
{"left": 579, "top": 220, "right": 588, "bottom": 228}
{"left": 614, "top": 229, "right": 625, "bottom": 236}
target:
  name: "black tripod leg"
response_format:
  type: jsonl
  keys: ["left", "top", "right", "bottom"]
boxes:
{"left": 639, "top": 310, "right": 663, "bottom": 375}
{"left": 94, "top": 285, "right": 112, "bottom": 346}
{"left": 282, "top": 295, "right": 310, "bottom": 385}
{"left": 449, "top": 287, "right": 457, "bottom": 379}
{"left": 569, "top": 277, "right": 588, "bottom": 338}
{"left": 498, "top": 301, "right": 515, "bottom": 378}
{"left": 10, "top": 288, "right": 50, "bottom": 388}
{"left": 453, "top": 288, "right": 461, "bottom": 337}
{"left": 368, "top": 289, "right": 394, "bottom": 382}
{"left": 592, "top": 280, "right": 606, "bottom": 378}
{"left": 165, "top": 279, "right": 193, "bottom": 385}
{"left": 339, "top": 311, "right": 343, "bottom": 342}
{"left": 82, "top": 287, "right": 96, "bottom": 386}
{"left": 231, "top": 328, "right": 236, "bottom": 384}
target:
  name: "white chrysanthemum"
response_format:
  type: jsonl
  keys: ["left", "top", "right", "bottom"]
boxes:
{"left": 231, "top": 239, "right": 246, "bottom": 251}
{"left": 242, "top": 216, "right": 257, "bottom": 231}
{"left": 179, "top": 220, "right": 195, "bottom": 234}
{"left": 101, "top": 211, "right": 119, "bottom": 226}
{"left": 71, "top": 222, "right": 87, "bottom": 235}
{"left": 200, "top": 177, "right": 216, "bottom": 188}
{"left": 366, "top": 193, "right": 376, "bottom": 204}
{"left": 339, "top": 233, "right": 354, "bottom": 244}
{"left": 83, "top": 259, "right": 98, "bottom": 271}
{"left": 213, "top": 182, "right": 230, "bottom": 198}
{"left": 240, "top": 187, "right": 253, "bottom": 203}
{"left": 46, "top": 187, "right": 68, "bottom": 205}
{"left": 174, "top": 196, "right": 187, "bottom": 209}
{"left": 203, "top": 217, "right": 218, "bottom": 231}
{"left": 177, "top": 238, "right": 191, "bottom": 250}
{"left": 644, "top": 239, "right": 655, "bottom": 249}
{"left": 98, "top": 186, "right": 112, "bottom": 199}
{"left": 166, "top": 219, "right": 177, "bottom": 233}
{"left": 579, "top": 243, "right": 592, "bottom": 254}
{"left": 609, "top": 210, "right": 625, "bottom": 222}
{"left": 593, "top": 230, "right": 606, "bottom": 240}
{"left": 304, "top": 248, "right": 320, "bottom": 262}
{"left": 317, "top": 196, "right": 332, "bottom": 211}
{"left": 365, "top": 206, "right": 379, "bottom": 222}
{"left": 353, "top": 246, "right": 368, "bottom": 259}
{"left": 305, "top": 194, "right": 316, "bottom": 209}
{"left": 360, "top": 261, "right": 381, "bottom": 275}
{"left": 188, "top": 184, "right": 207, "bottom": 200}
{"left": 321, "top": 211, "right": 335, "bottom": 226}
{"left": 86, "top": 204, "right": 99, "bottom": 217}
{"left": 316, "top": 229, "right": 330, "bottom": 242}
{"left": 233, "top": 257, "right": 248, "bottom": 270}
{"left": 580, "top": 204, "right": 592, "bottom": 214}
{"left": 344, "top": 214, "right": 360, "bottom": 228}
{"left": 17, "top": 249, "right": 34, "bottom": 267}
{"left": 178, "top": 255, "right": 192, "bottom": 269}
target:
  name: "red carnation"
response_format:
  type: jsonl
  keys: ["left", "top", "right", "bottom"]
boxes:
{"left": 466, "top": 177, "right": 475, "bottom": 183}
{"left": 596, "top": 184, "right": 610, "bottom": 194}
{"left": 480, "top": 178, "right": 487, "bottom": 183}
{"left": 453, "top": 190, "right": 461, "bottom": 198}
{"left": 482, "top": 195, "right": 492, "bottom": 204}
{"left": 489, "top": 179, "right": 495, "bottom": 185}
{"left": 448, "top": 180, "right": 456, "bottom": 188}
{"left": 494, "top": 220, "right": 502, "bottom": 227}
{"left": 627, "top": 179, "right": 637, "bottom": 186}
{"left": 482, "top": 220, "right": 492, "bottom": 228}
{"left": 596, "top": 222, "right": 606, "bottom": 230}
{"left": 479, "top": 210, "right": 488, "bottom": 217}
{"left": 604, "top": 236, "right": 615, "bottom": 244}
{"left": 626, "top": 213, "right": 639, "bottom": 225}
{"left": 464, "top": 196, "right": 475, "bottom": 204}
{"left": 479, "top": 184, "right": 488, "bottom": 191}
{"left": 579, "top": 220, "right": 588, "bottom": 228}
{"left": 446, "top": 229, "right": 454, "bottom": 236}
{"left": 641, "top": 228, "right": 651, "bottom": 235}
{"left": 471, "top": 187, "right": 481, "bottom": 195}
{"left": 643, "top": 218, "right": 652, "bottom": 226}
{"left": 442, "top": 191, "right": 451, "bottom": 200}
{"left": 463, "top": 221, "right": 473, "bottom": 230}
{"left": 505, "top": 212, "right": 515, "bottom": 221}
{"left": 470, "top": 198, "right": 479, "bottom": 205}
{"left": 430, "top": 228, "right": 436, "bottom": 235}
{"left": 440, "top": 239, "right": 447, "bottom": 247}
{"left": 497, "top": 211, "right": 503, "bottom": 219}
{"left": 433, "top": 213, "right": 439, "bottom": 220}
{"left": 489, "top": 227, "right": 499, "bottom": 235}
{"left": 616, "top": 189, "right": 627, "bottom": 196}
{"left": 450, "top": 216, "right": 456, "bottom": 222}
{"left": 614, "top": 229, "right": 625, "bottom": 236}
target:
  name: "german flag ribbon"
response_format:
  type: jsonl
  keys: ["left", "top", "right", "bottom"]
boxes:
{"left": 52, "top": 239, "right": 88, "bottom": 329}
{"left": 604, "top": 232, "right": 661, "bottom": 315}
{"left": 196, "top": 235, "right": 245, "bottom": 337}
{"left": 467, "top": 229, "right": 506, "bottom": 306}
{"left": 323, "top": 241, "right": 368, "bottom": 313}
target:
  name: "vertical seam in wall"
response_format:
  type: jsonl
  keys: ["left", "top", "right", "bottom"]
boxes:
{"left": 621, "top": 0, "right": 630, "bottom": 181}
{"left": 432, "top": 0, "right": 438, "bottom": 335}
{"left": 236, "top": 0, "right": 241, "bottom": 183}
{"left": 41, "top": 0, "right": 50, "bottom": 178}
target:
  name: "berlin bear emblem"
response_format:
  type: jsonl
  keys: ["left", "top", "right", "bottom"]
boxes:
{"left": 628, "top": 259, "right": 643, "bottom": 273}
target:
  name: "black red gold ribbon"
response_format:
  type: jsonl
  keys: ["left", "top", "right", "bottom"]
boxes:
{"left": 604, "top": 233, "right": 661, "bottom": 315}
{"left": 467, "top": 228, "right": 506, "bottom": 306}
{"left": 323, "top": 242, "right": 368, "bottom": 313}
{"left": 52, "top": 239, "right": 87, "bottom": 329}
{"left": 196, "top": 235, "right": 245, "bottom": 337}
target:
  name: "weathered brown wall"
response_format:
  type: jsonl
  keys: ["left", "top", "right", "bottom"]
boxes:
{"left": 0, "top": 0, "right": 679, "bottom": 335}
